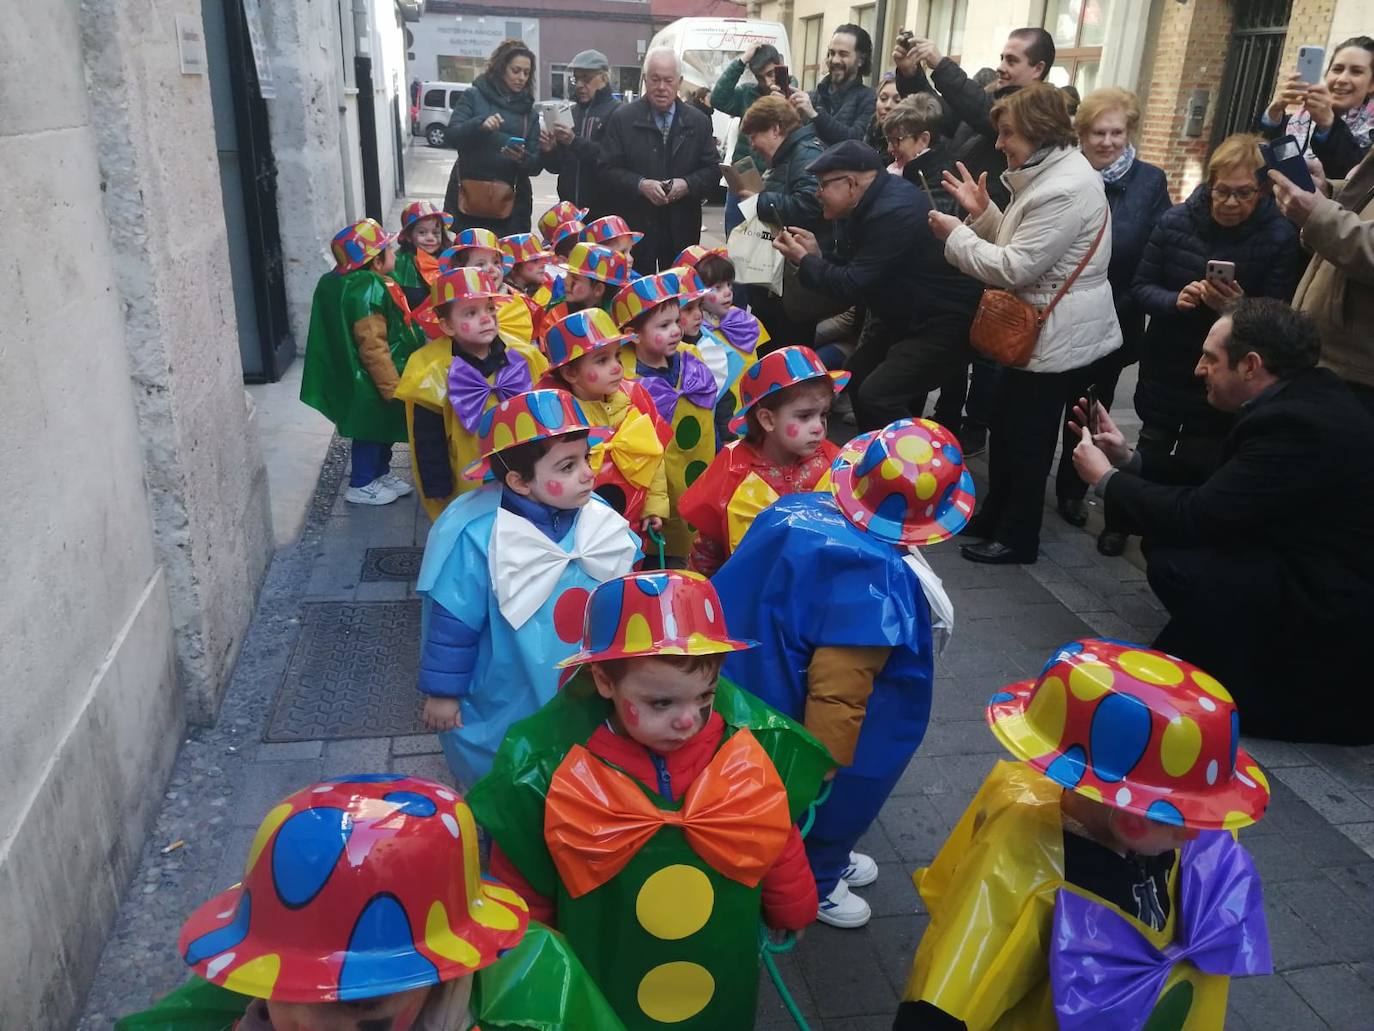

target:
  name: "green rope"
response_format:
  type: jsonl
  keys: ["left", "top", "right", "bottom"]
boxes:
{"left": 646, "top": 526, "right": 666, "bottom": 569}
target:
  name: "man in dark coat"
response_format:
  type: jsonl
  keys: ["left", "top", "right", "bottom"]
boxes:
{"left": 1072, "top": 298, "right": 1374, "bottom": 745}
{"left": 539, "top": 49, "right": 621, "bottom": 220}
{"left": 789, "top": 23, "right": 877, "bottom": 146}
{"left": 599, "top": 49, "right": 721, "bottom": 273}
{"left": 772, "top": 140, "right": 983, "bottom": 432}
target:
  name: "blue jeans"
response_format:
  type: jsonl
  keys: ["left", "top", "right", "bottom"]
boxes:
{"left": 350, "top": 440, "right": 393, "bottom": 488}
{"left": 806, "top": 762, "right": 911, "bottom": 898}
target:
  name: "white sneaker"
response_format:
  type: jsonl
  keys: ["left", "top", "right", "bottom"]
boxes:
{"left": 344, "top": 479, "right": 400, "bottom": 506}
{"left": 378, "top": 472, "right": 414, "bottom": 497}
{"left": 842, "top": 851, "right": 878, "bottom": 888}
{"left": 817, "top": 879, "right": 871, "bottom": 929}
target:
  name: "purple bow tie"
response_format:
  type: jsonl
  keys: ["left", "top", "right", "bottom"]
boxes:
{"left": 640, "top": 351, "right": 717, "bottom": 423}
{"left": 1050, "top": 831, "right": 1271, "bottom": 1031}
{"left": 448, "top": 351, "right": 532, "bottom": 433}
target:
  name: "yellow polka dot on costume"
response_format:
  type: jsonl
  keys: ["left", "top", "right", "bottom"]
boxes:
{"left": 895, "top": 435, "right": 934, "bottom": 465}
{"left": 1246, "top": 764, "right": 1270, "bottom": 792}
{"left": 880, "top": 457, "right": 904, "bottom": 481}
{"left": 1222, "top": 810, "right": 1253, "bottom": 830}
{"left": 624, "top": 614, "right": 654, "bottom": 653}
{"left": 637, "top": 962, "right": 715, "bottom": 1023}
{"left": 492, "top": 423, "right": 515, "bottom": 452}
{"left": 1077, "top": 785, "right": 1103, "bottom": 802}
{"left": 1191, "top": 669, "right": 1234, "bottom": 703}
{"left": 245, "top": 804, "right": 292, "bottom": 876}
{"left": 223, "top": 954, "right": 281, "bottom": 996}
{"left": 914, "top": 471, "right": 938, "bottom": 500}
{"left": 1024, "top": 675, "right": 1068, "bottom": 750}
{"left": 636, "top": 865, "right": 714, "bottom": 940}
{"left": 1068, "top": 661, "right": 1113, "bottom": 701}
{"left": 514, "top": 411, "right": 538, "bottom": 442}
{"left": 853, "top": 475, "right": 870, "bottom": 499}
{"left": 425, "top": 901, "right": 482, "bottom": 966}
{"left": 1160, "top": 716, "right": 1203, "bottom": 777}
{"left": 1118, "top": 650, "right": 1184, "bottom": 686}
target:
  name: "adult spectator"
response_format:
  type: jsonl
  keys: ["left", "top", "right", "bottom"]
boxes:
{"left": 888, "top": 96, "right": 958, "bottom": 213}
{"left": 1272, "top": 142, "right": 1374, "bottom": 417}
{"left": 539, "top": 49, "right": 621, "bottom": 221}
{"left": 789, "top": 25, "right": 878, "bottom": 146}
{"left": 1130, "top": 134, "right": 1302, "bottom": 481}
{"left": 928, "top": 84, "right": 1120, "bottom": 565}
{"left": 712, "top": 43, "right": 785, "bottom": 237}
{"left": 1259, "top": 36, "right": 1374, "bottom": 178}
{"left": 600, "top": 48, "right": 721, "bottom": 273}
{"left": 1071, "top": 299, "right": 1374, "bottom": 745}
{"left": 865, "top": 72, "right": 901, "bottom": 163}
{"left": 772, "top": 140, "right": 983, "bottom": 432}
{"left": 444, "top": 39, "right": 543, "bottom": 236}
{"left": 1053, "top": 87, "right": 1171, "bottom": 555}
{"left": 737, "top": 95, "right": 826, "bottom": 350}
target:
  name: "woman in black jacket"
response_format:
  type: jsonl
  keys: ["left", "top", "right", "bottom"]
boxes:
{"left": 443, "top": 39, "right": 543, "bottom": 236}
{"left": 1258, "top": 35, "right": 1374, "bottom": 179}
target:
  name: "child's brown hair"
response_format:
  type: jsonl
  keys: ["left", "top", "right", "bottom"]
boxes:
{"left": 594, "top": 652, "right": 726, "bottom": 684}
{"left": 743, "top": 378, "right": 834, "bottom": 445}
{"left": 693, "top": 253, "right": 736, "bottom": 287}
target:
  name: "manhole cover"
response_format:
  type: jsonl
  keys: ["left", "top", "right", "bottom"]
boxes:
{"left": 264, "top": 601, "right": 425, "bottom": 741}
{"left": 361, "top": 547, "right": 424, "bottom": 582}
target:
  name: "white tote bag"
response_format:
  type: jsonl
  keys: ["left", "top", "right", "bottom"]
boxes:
{"left": 726, "top": 197, "right": 784, "bottom": 295}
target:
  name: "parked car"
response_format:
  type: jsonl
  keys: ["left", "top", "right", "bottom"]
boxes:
{"left": 414, "top": 80, "right": 471, "bottom": 147}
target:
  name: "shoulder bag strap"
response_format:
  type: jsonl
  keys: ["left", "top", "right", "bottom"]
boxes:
{"left": 1038, "top": 214, "right": 1108, "bottom": 325}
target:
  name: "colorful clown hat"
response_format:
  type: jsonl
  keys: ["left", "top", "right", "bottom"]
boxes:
{"left": 557, "top": 570, "right": 756, "bottom": 668}
{"left": 987, "top": 640, "right": 1271, "bottom": 831}
{"left": 563, "top": 243, "right": 633, "bottom": 287}
{"left": 542, "top": 309, "right": 632, "bottom": 369}
{"left": 177, "top": 775, "right": 529, "bottom": 1003}
{"left": 550, "top": 220, "right": 588, "bottom": 255}
{"left": 400, "top": 200, "right": 454, "bottom": 231}
{"left": 728, "top": 346, "right": 850, "bottom": 434}
{"left": 501, "top": 232, "right": 554, "bottom": 268}
{"left": 539, "top": 201, "right": 590, "bottom": 243}
{"left": 611, "top": 272, "right": 686, "bottom": 330}
{"left": 665, "top": 266, "right": 709, "bottom": 304}
{"left": 430, "top": 266, "right": 503, "bottom": 308}
{"left": 584, "top": 214, "right": 644, "bottom": 247}
{"left": 452, "top": 227, "right": 502, "bottom": 257}
{"left": 331, "top": 218, "right": 396, "bottom": 274}
{"left": 673, "top": 244, "right": 728, "bottom": 269}
{"left": 464, "top": 389, "right": 611, "bottom": 481}
{"left": 829, "top": 418, "right": 975, "bottom": 546}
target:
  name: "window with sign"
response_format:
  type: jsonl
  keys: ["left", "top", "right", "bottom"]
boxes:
{"left": 800, "top": 15, "right": 824, "bottom": 90}
{"left": 1040, "top": 0, "right": 1113, "bottom": 93}
{"left": 922, "top": 0, "right": 968, "bottom": 64}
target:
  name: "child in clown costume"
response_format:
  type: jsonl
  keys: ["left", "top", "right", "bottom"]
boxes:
{"left": 395, "top": 268, "right": 535, "bottom": 521}
{"left": 612, "top": 274, "right": 717, "bottom": 563}
{"left": 433, "top": 229, "right": 547, "bottom": 371}
{"left": 542, "top": 242, "right": 631, "bottom": 328}
{"left": 537, "top": 200, "right": 588, "bottom": 246}
{"left": 676, "top": 245, "right": 769, "bottom": 358}
{"left": 678, "top": 345, "right": 846, "bottom": 576}
{"left": 500, "top": 233, "right": 554, "bottom": 299}
{"left": 392, "top": 200, "right": 453, "bottom": 308}
{"left": 536, "top": 309, "right": 670, "bottom": 537}
{"left": 531, "top": 219, "right": 589, "bottom": 310}
{"left": 300, "top": 218, "right": 426, "bottom": 507}
{"left": 116, "top": 775, "right": 626, "bottom": 1030}
{"left": 666, "top": 266, "right": 740, "bottom": 447}
{"left": 582, "top": 214, "right": 642, "bottom": 261}
{"left": 711, "top": 419, "right": 974, "bottom": 928}
{"left": 894, "top": 640, "right": 1273, "bottom": 1030}
{"left": 416, "top": 389, "right": 640, "bottom": 786}
{"left": 467, "top": 570, "right": 832, "bottom": 1031}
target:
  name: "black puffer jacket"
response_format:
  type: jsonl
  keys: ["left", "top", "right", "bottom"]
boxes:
{"left": 901, "top": 142, "right": 962, "bottom": 216}
{"left": 755, "top": 125, "right": 825, "bottom": 233}
{"left": 444, "top": 74, "right": 542, "bottom": 232}
{"left": 542, "top": 84, "right": 621, "bottom": 219}
{"left": 1132, "top": 184, "right": 1303, "bottom": 428}
{"left": 1102, "top": 159, "right": 1172, "bottom": 360}
{"left": 808, "top": 76, "right": 877, "bottom": 145}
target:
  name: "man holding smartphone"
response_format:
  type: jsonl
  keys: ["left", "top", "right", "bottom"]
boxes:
{"left": 711, "top": 42, "right": 789, "bottom": 237}
{"left": 788, "top": 24, "right": 878, "bottom": 146}
{"left": 540, "top": 49, "right": 622, "bottom": 221}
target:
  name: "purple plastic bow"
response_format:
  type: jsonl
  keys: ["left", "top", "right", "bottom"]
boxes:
{"left": 639, "top": 351, "right": 717, "bottom": 423}
{"left": 1050, "top": 831, "right": 1271, "bottom": 1031}
{"left": 447, "top": 351, "right": 533, "bottom": 433}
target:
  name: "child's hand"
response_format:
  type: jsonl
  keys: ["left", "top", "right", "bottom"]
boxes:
{"left": 641, "top": 516, "right": 664, "bottom": 533}
{"left": 422, "top": 696, "right": 463, "bottom": 732}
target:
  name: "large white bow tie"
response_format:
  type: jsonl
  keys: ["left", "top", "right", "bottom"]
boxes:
{"left": 490, "top": 502, "right": 638, "bottom": 628}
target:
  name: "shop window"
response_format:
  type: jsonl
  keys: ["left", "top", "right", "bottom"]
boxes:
{"left": 1041, "top": 0, "right": 1114, "bottom": 91}
{"left": 922, "top": 0, "right": 968, "bottom": 64}
{"left": 800, "top": 14, "right": 824, "bottom": 91}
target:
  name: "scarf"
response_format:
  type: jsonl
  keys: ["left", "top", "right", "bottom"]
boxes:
{"left": 1099, "top": 142, "right": 1137, "bottom": 184}
{"left": 1288, "top": 95, "right": 1374, "bottom": 156}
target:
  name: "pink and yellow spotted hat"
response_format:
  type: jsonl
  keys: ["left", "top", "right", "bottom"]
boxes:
{"left": 463, "top": 389, "right": 611, "bottom": 481}
{"left": 829, "top": 418, "right": 974, "bottom": 546}
{"left": 400, "top": 200, "right": 454, "bottom": 231}
{"left": 562, "top": 243, "right": 633, "bottom": 287}
{"left": 430, "top": 266, "right": 503, "bottom": 308}
{"left": 500, "top": 232, "right": 554, "bottom": 269}
{"left": 673, "top": 244, "right": 728, "bottom": 269}
{"left": 550, "top": 220, "right": 589, "bottom": 254}
{"left": 611, "top": 272, "right": 685, "bottom": 330}
{"left": 451, "top": 227, "right": 502, "bottom": 257}
{"left": 539, "top": 201, "right": 590, "bottom": 243}
{"left": 556, "top": 570, "right": 755, "bottom": 668}
{"left": 987, "top": 639, "right": 1271, "bottom": 830}
{"left": 330, "top": 218, "right": 396, "bottom": 273}
{"left": 728, "top": 345, "right": 849, "bottom": 434}
{"left": 584, "top": 214, "right": 644, "bottom": 247}
{"left": 541, "top": 308, "right": 633, "bottom": 370}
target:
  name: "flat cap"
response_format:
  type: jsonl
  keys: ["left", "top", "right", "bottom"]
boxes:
{"left": 806, "top": 138, "right": 886, "bottom": 176}
{"left": 568, "top": 49, "right": 610, "bottom": 72}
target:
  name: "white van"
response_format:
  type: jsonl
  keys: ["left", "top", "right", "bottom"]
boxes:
{"left": 647, "top": 17, "right": 792, "bottom": 162}
{"left": 413, "top": 80, "right": 471, "bottom": 147}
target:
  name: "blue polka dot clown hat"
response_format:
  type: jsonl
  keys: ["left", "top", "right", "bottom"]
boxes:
{"left": 829, "top": 418, "right": 975, "bottom": 546}
{"left": 987, "top": 640, "right": 1271, "bottom": 831}
{"left": 330, "top": 218, "right": 396, "bottom": 273}
{"left": 177, "top": 775, "right": 529, "bottom": 1003}
{"left": 728, "top": 346, "right": 850, "bottom": 434}
{"left": 400, "top": 199, "right": 454, "bottom": 232}
{"left": 538, "top": 200, "right": 589, "bottom": 244}
{"left": 542, "top": 308, "right": 633, "bottom": 370}
{"left": 463, "top": 388, "right": 612, "bottom": 481}
{"left": 556, "top": 570, "right": 755, "bottom": 668}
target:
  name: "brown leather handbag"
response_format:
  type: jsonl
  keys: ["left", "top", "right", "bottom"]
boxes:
{"left": 457, "top": 180, "right": 515, "bottom": 219}
{"left": 969, "top": 215, "right": 1108, "bottom": 368}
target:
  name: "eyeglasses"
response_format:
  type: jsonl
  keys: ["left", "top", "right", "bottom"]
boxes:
{"left": 572, "top": 71, "right": 604, "bottom": 84}
{"left": 1212, "top": 186, "right": 1259, "bottom": 203}
{"left": 819, "top": 175, "right": 855, "bottom": 190}
{"left": 885, "top": 134, "right": 912, "bottom": 147}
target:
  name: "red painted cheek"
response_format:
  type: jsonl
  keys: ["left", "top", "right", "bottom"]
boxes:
{"left": 624, "top": 702, "right": 640, "bottom": 727}
{"left": 784, "top": 423, "right": 800, "bottom": 438}
{"left": 544, "top": 479, "right": 565, "bottom": 497}
{"left": 584, "top": 368, "right": 599, "bottom": 385}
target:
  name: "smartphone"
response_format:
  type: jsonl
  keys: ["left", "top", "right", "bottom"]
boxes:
{"left": 1085, "top": 385, "right": 1100, "bottom": 436}
{"left": 1205, "top": 259, "right": 1236, "bottom": 286}
{"left": 1259, "top": 134, "right": 1316, "bottom": 192}
{"left": 506, "top": 136, "right": 525, "bottom": 148}
{"left": 1296, "top": 44, "right": 1325, "bottom": 86}
{"left": 897, "top": 30, "right": 916, "bottom": 49}
{"left": 773, "top": 65, "right": 792, "bottom": 97}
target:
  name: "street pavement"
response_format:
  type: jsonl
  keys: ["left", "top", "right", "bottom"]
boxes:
{"left": 75, "top": 150, "right": 1374, "bottom": 1029}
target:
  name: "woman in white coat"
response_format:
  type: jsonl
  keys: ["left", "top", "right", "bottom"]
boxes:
{"left": 929, "top": 83, "right": 1122, "bottom": 564}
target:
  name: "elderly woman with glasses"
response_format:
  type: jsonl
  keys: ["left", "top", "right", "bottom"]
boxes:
{"left": 1130, "top": 133, "right": 1304, "bottom": 476}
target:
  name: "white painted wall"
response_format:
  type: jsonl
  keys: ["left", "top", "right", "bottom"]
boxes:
{"left": 1328, "top": 0, "right": 1374, "bottom": 52}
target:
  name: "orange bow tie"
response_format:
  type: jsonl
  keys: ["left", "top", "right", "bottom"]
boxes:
{"left": 544, "top": 730, "right": 792, "bottom": 898}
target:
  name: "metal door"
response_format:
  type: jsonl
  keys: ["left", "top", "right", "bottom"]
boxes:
{"left": 1211, "top": 0, "right": 1293, "bottom": 148}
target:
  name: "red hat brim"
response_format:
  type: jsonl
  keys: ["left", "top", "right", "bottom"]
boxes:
{"left": 727, "top": 370, "right": 850, "bottom": 435}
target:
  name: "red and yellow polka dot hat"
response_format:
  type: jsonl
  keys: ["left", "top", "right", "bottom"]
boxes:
{"left": 665, "top": 266, "right": 709, "bottom": 304}
{"left": 611, "top": 272, "right": 686, "bottom": 330}
{"left": 557, "top": 570, "right": 756, "bottom": 668}
{"left": 673, "top": 244, "right": 728, "bottom": 269}
{"left": 829, "top": 418, "right": 975, "bottom": 546}
{"left": 562, "top": 242, "right": 634, "bottom": 288}
{"left": 728, "top": 345, "right": 850, "bottom": 434}
{"left": 538, "top": 201, "right": 589, "bottom": 243}
{"left": 542, "top": 308, "right": 632, "bottom": 370}
{"left": 500, "top": 232, "right": 554, "bottom": 269}
{"left": 177, "top": 775, "right": 528, "bottom": 1003}
{"left": 463, "top": 388, "right": 611, "bottom": 481}
{"left": 430, "top": 266, "right": 503, "bottom": 309}
{"left": 584, "top": 214, "right": 644, "bottom": 247}
{"left": 550, "top": 219, "right": 588, "bottom": 254}
{"left": 400, "top": 200, "right": 454, "bottom": 232}
{"left": 330, "top": 218, "right": 396, "bottom": 273}
{"left": 987, "top": 640, "right": 1271, "bottom": 831}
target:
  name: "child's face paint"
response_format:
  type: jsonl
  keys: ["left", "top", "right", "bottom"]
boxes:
{"left": 562, "top": 348, "right": 624, "bottom": 401}
{"left": 410, "top": 217, "right": 444, "bottom": 255}
{"left": 591, "top": 658, "right": 717, "bottom": 755}
{"left": 519, "top": 436, "right": 595, "bottom": 510}
{"left": 511, "top": 256, "right": 549, "bottom": 287}
{"left": 1108, "top": 809, "right": 1199, "bottom": 857}
{"left": 761, "top": 389, "right": 832, "bottom": 462}
{"left": 633, "top": 303, "right": 682, "bottom": 367}
{"left": 565, "top": 274, "right": 602, "bottom": 307}
{"left": 264, "top": 984, "right": 434, "bottom": 1031}
{"left": 440, "top": 299, "right": 498, "bottom": 356}
{"left": 624, "top": 701, "right": 640, "bottom": 727}
{"left": 702, "top": 282, "right": 732, "bottom": 315}
{"left": 677, "top": 299, "right": 704, "bottom": 339}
